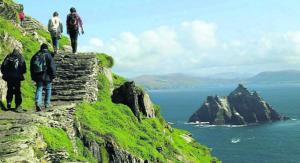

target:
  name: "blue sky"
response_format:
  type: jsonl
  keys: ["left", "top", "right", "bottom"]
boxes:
{"left": 16, "top": 0, "right": 300, "bottom": 77}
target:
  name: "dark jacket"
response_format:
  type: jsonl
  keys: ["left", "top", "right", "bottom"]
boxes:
{"left": 1, "top": 51, "right": 26, "bottom": 81}
{"left": 30, "top": 49, "right": 56, "bottom": 82}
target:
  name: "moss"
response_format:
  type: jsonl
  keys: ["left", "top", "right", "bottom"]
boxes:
{"left": 39, "top": 126, "right": 74, "bottom": 154}
{"left": 96, "top": 53, "right": 114, "bottom": 68}
{"left": 113, "top": 73, "right": 127, "bottom": 88}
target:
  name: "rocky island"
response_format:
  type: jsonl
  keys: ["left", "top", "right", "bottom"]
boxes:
{"left": 189, "top": 84, "right": 288, "bottom": 125}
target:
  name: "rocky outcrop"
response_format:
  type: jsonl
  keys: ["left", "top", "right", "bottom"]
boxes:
{"left": 52, "top": 54, "right": 99, "bottom": 103}
{"left": 112, "top": 81, "right": 156, "bottom": 119}
{"left": 189, "top": 84, "right": 284, "bottom": 125}
{"left": 0, "top": 31, "right": 23, "bottom": 53}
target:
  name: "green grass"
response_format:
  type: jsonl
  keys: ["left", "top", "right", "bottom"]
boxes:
{"left": 39, "top": 126, "right": 74, "bottom": 153}
{"left": 113, "top": 73, "right": 127, "bottom": 88}
{"left": 96, "top": 53, "right": 114, "bottom": 68}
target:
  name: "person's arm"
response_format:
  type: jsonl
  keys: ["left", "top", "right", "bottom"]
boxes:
{"left": 48, "top": 19, "right": 52, "bottom": 32}
{"left": 77, "top": 15, "right": 84, "bottom": 34}
{"left": 21, "top": 56, "right": 26, "bottom": 74}
{"left": 1, "top": 56, "right": 7, "bottom": 74}
{"left": 47, "top": 53, "right": 56, "bottom": 80}
{"left": 59, "top": 21, "right": 63, "bottom": 34}
{"left": 66, "top": 15, "right": 70, "bottom": 34}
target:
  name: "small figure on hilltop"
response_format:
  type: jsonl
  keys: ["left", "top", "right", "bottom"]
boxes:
{"left": 48, "top": 11, "right": 63, "bottom": 56}
{"left": 18, "top": 8, "right": 25, "bottom": 27}
{"left": 30, "top": 44, "right": 56, "bottom": 112}
{"left": 67, "top": 7, "right": 84, "bottom": 54}
{"left": 1, "top": 48, "right": 26, "bottom": 112}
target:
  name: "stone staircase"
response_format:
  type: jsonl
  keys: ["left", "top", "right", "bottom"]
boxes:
{"left": 23, "top": 16, "right": 47, "bottom": 34}
{"left": 51, "top": 53, "right": 99, "bottom": 104}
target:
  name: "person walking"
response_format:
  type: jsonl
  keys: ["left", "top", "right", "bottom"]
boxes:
{"left": 18, "top": 9, "right": 25, "bottom": 27}
{"left": 30, "top": 44, "right": 56, "bottom": 112}
{"left": 66, "top": 7, "right": 84, "bottom": 54}
{"left": 1, "top": 49, "right": 26, "bottom": 112}
{"left": 48, "top": 11, "right": 63, "bottom": 56}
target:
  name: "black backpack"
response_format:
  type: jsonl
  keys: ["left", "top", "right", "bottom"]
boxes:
{"left": 68, "top": 13, "right": 78, "bottom": 31}
{"left": 31, "top": 52, "right": 46, "bottom": 74}
{"left": 3, "top": 54, "right": 19, "bottom": 72}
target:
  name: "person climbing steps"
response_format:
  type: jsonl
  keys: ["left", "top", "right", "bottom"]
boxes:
{"left": 48, "top": 11, "right": 63, "bottom": 56}
{"left": 66, "top": 7, "right": 84, "bottom": 54}
{"left": 1, "top": 48, "right": 27, "bottom": 112}
{"left": 30, "top": 44, "right": 56, "bottom": 112}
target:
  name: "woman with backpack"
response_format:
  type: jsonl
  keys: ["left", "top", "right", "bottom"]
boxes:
{"left": 48, "top": 11, "right": 63, "bottom": 55}
{"left": 1, "top": 48, "right": 26, "bottom": 112}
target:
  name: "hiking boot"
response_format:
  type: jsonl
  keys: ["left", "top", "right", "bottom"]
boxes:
{"left": 14, "top": 106, "right": 26, "bottom": 113}
{"left": 45, "top": 105, "right": 53, "bottom": 112}
{"left": 7, "top": 103, "right": 11, "bottom": 110}
{"left": 36, "top": 105, "right": 42, "bottom": 112}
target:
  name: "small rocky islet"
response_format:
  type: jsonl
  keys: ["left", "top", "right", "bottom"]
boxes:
{"left": 188, "top": 84, "right": 289, "bottom": 125}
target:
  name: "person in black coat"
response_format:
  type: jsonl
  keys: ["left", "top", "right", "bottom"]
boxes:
{"left": 1, "top": 48, "right": 26, "bottom": 111}
{"left": 30, "top": 44, "right": 56, "bottom": 111}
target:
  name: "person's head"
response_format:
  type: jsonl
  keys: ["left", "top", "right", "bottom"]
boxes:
{"left": 40, "top": 43, "right": 48, "bottom": 51}
{"left": 53, "top": 11, "right": 59, "bottom": 17}
{"left": 70, "top": 7, "right": 76, "bottom": 13}
{"left": 12, "top": 48, "right": 22, "bottom": 55}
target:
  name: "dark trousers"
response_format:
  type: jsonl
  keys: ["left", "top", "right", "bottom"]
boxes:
{"left": 6, "top": 80, "right": 22, "bottom": 107}
{"left": 69, "top": 30, "right": 79, "bottom": 53}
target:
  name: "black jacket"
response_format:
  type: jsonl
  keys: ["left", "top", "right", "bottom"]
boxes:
{"left": 30, "top": 49, "right": 56, "bottom": 82}
{"left": 1, "top": 51, "right": 26, "bottom": 81}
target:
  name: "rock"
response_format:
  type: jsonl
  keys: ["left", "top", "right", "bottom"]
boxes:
{"left": 0, "top": 1, "right": 22, "bottom": 21}
{"left": 188, "top": 84, "right": 286, "bottom": 125}
{"left": 112, "top": 81, "right": 156, "bottom": 119}
{"left": 0, "top": 72, "right": 6, "bottom": 101}
{"left": 0, "top": 32, "right": 23, "bottom": 53}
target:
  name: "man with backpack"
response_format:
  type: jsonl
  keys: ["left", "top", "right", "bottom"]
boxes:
{"left": 48, "top": 11, "right": 63, "bottom": 55}
{"left": 1, "top": 49, "right": 26, "bottom": 112}
{"left": 30, "top": 44, "right": 56, "bottom": 112}
{"left": 66, "top": 7, "right": 84, "bottom": 54}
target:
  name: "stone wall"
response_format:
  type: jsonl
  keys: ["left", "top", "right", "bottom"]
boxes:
{"left": 52, "top": 54, "right": 99, "bottom": 103}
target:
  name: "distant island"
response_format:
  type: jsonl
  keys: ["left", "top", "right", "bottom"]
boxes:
{"left": 134, "top": 70, "right": 300, "bottom": 90}
{"left": 188, "top": 84, "right": 289, "bottom": 125}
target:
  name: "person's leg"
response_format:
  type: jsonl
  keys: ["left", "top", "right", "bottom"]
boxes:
{"left": 70, "top": 31, "right": 78, "bottom": 53}
{"left": 6, "top": 81, "right": 13, "bottom": 109}
{"left": 69, "top": 32, "right": 75, "bottom": 53}
{"left": 14, "top": 81, "right": 22, "bottom": 108}
{"left": 35, "top": 82, "right": 43, "bottom": 111}
{"left": 51, "top": 36, "right": 58, "bottom": 55}
{"left": 73, "top": 31, "right": 79, "bottom": 53}
{"left": 44, "top": 82, "right": 52, "bottom": 109}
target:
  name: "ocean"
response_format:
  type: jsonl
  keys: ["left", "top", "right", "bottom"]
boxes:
{"left": 149, "top": 84, "right": 300, "bottom": 163}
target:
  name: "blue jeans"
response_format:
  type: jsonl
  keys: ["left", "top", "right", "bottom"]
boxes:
{"left": 35, "top": 82, "right": 52, "bottom": 108}
{"left": 51, "top": 36, "right": 59, "bottom": 49}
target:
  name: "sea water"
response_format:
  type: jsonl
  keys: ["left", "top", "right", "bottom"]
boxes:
{"left": 149, "top": 84, "right": 300, "bottom": 163}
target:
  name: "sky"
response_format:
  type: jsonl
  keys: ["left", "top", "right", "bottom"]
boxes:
{"left": 15, "top": 0, "right": 300, "bottom": 78}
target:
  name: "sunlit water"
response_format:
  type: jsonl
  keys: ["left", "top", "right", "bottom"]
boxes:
{"left": 149, "top": 84, "right": 300, "bottom": 163}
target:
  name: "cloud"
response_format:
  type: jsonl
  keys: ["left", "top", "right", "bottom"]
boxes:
{"left": 79, "top": 20, "right": 300, "bottom": 77}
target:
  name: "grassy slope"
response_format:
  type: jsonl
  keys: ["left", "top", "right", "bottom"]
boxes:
{"left": 75, "top": 66, "right": 219, "bottom": 162}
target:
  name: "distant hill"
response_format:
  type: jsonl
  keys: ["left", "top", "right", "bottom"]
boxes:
{"left": 133, "top": 73, "right": 240, "bottom": 90}
{"left": 133, "top": 70, "right": 300, "bottom": 90}
{"left": 246, "top": 70, "right": 300, "bottom": 84}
